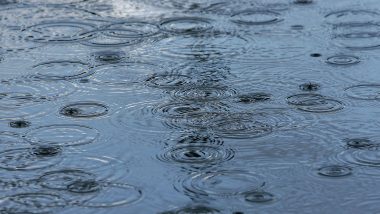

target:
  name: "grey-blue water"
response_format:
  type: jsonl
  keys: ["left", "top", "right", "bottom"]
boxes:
{"left": 0, "top": 0, "right": 380, "bottom": 213}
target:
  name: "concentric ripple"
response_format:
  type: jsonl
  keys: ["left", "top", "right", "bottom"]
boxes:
{"left": 160, "top": 17, "right": 213, "bottom": 34}
{"left": 336, "top": 149, "right": 380, "bottom": 167}
{"left": 31, "top": 60, "right": 93, "bottom": 80}
{"left": 318, "top": 165, "right": 352, "bottom": 177}
{"left": 345, "top": 138, "right": 376, "bottom": 149}
{"left": 171, "top": 85, "right": 238, "bottom": 102}
{"left": 332, "top": 22, "right": 380, "bottom": 50}
{"left": 157, "top": 144, "right": 234, "bottom": 167}
{"left": 0, "top": 131, "right": 29, "bottom": 149}
{"left": 0, "top": 78, "right": 75, "bottom": 107}
{"left": 0, "top": 192, "right": 67, "bottom": 213}
{"left": 163, "top": 131, "right": 224, "bottom": 147}
{"left": 177, "top": 170, "right": 265, "bottom": 197}
{"left": 39, "top": 169, "right": 97, "bottom": 191}
{"left": 230, "top": 9, "right": 283, "bottom": 25}
{"left": 78, "top": 182, "right": 142, "bottom": 208}
{"left": 59, "top": 102, "right": 109, "bottom": 118}
{"left": 345, "top": 84, "right": 380, "bottom": 100}
{"left": 244, "top": 191, "right": 275, "bottom": 203}
{"left": 67, "top": 180, "right": 102, "bottom": 194}
{"left": 91, "top": 62, "right": 163, "bottom": 90}
{"left": 326, "top": 55, "right": 360, "bottom": 66}
{"left": 210, "top": 113, "right": 273, "bottom": 139}
{"left": 160, "top": 205, "right": 221, "bottom": 214}
{"left": 80, "top": 29, "right": 143, "bottom": 47}
{"left": 234, "top": 92, "right": 272, "bottom": 104}
{"left": 156, "top": 33, "right": 250, "bottom": 60}
{"left": 287, "top": 94, "right": 344, "bottom": 113}
{"left": 168, "top": 107, "right": 309, "bottom": 133}
{"left": 103, "top": 21, "right": 160, "bottom": 38}
{"left": 23, "top": 21, "right": 96, "bottom": 43}
{"left": 24, "top": 124, "right": 99, "bottom": 147}
{"left": 92, "top": 50, "right": 126, "bottom": 64}
{"left": 0, "top": 147, "right": 61, "bottom": 170}
{"left": 153, "top": 100, "right": 228, "bottom": 119}
{"left": 145, "top": 73, "right": 195, "bottom": 89}
{"left": 325, "top": 10, "right": 380, "bottom": 25}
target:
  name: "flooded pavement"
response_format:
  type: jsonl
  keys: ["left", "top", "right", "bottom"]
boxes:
{"left": 1, "top": 0, "right": 380, "bottom": 213}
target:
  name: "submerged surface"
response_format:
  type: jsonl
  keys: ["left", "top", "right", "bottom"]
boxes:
{"left": 1, "top": 0, "right": 380, "bottom": 213}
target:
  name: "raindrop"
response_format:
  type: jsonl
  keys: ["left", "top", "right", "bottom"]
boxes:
{"left": 32, "top": 145, "right": 62, "bottom": 157}
{"left": 9, "top": 120, "right": 31, "bottom": 128}
{"left": 299, "top": 82, "right": 320, "bottom": 91}
{"left": 310, "top": 53, "right": 321, "bottom": 57}
{"left": 294, "top": 0, "right": 313, "bottom": 4}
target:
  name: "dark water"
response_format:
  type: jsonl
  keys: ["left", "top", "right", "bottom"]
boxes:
{"left": 1, "top": 0, "right": 380, "bottom": 213}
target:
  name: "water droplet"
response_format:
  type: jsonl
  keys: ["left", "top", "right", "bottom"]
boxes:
{"left": 32, "top": 145, "right": 62, "bottom": 157}
{"left": 299, "top": 82, "right": 320, "bottom": 91}
{"left": 310, "top": 53, "right": 321, "bottom": 57}
{"left": 9, "top": 120, "right": 31, "bottom": 128}
{"left": 294, "top": 0, "right": 313, "bottom": 4}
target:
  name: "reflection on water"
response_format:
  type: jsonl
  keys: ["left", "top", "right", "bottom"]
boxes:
{"left": 1, "top": 0, "right": 380, "bottom": 213}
